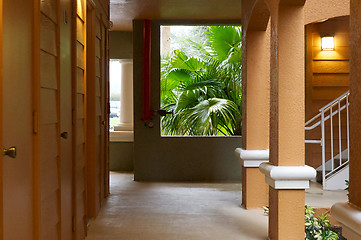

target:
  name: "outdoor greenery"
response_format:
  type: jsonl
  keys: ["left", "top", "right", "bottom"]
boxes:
{"left": 345, "top": 180, "right": 349, "bottom": 198}
{"left": 263, "top": 206, "right": 339, "bottom": 240}
{"left": 305, "top": 206, "right": 339, "bottom": 240}
{"left": 160, "top": 26, "right": 242, "bottom": 136}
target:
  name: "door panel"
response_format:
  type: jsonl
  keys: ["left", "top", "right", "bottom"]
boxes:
{"left": 103, "top": 20, "right": 110, "bottom": 197}
{"left": 73, "top": 0, "right": 87, "bottom": 238}
{"left": 3, "top": 0, "right": 33, "bottom": 239}
{"left": 59, "top": 0, "right": 73, "bottom": 239}
{"left": 38, "top": 0, "right": 61, "bottom": 239}
{"left": 86, "top": 9, "right": 108, "bottom": 218}
{"left": 1, "top": 0, "right": 108, "bottom": 239}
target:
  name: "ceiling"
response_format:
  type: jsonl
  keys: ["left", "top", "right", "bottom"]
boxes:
{"left": 110, "top": 0, "right": 242, "bottom": 31}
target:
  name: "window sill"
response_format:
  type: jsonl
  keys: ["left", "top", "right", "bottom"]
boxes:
{"left": 110, "top": 130, "right": 134, "bottom": 142}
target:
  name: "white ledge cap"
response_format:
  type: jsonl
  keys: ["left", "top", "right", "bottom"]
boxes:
{"left": 110, "top": 130, "right": 134, "bottom": 142}
{"left": 331, "top": 202, "right": 361, "bottom": 236}
{"left": 235, "top": 148, "right": 269, "bottom": 160}
{"left": 259, "top": 163, "right": 316, "bottom": 180}
{"left": 234, "top": 148, "right": 269, "bottom": 167}
{"left": 259, "top": 163, "right": 316, "bottom": 189}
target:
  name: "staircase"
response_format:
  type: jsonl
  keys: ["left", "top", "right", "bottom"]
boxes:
{"left": 305, "top": 91, "right": 350, "bottom": 190}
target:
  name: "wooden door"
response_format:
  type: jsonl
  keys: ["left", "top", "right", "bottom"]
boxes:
{"left": 86, "top": 4, "right": 109, "bottom": 218}
{"left": 0, "top": 0, "right": 3, "bottom": 238}
{"left": 60, "top": 0, "right": 73, "bottom": 239}
{"left": 99, "top": 15, "right": 110, "bottom": 200}
{"left": 35, "top": 0, "right": 62, "bottom": 239}
{"left": 86, "top": 3, "right": 98, "bottom": 218}
{"left": 2, "top": 0, "right": 34, "bottom": 239}
{"left": 72, "top": 0, "right": 87, "bottom": 238}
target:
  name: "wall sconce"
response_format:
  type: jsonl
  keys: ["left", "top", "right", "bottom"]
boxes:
{"left": 321, "top": 35, "right": 335, "bottom": 51}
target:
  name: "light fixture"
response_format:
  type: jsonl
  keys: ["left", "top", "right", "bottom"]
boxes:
{"left": 321, "top": 35, "right": 335, "bottom": 51}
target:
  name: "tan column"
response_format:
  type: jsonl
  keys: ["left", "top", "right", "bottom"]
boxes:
{"left": 161, "top": 26, "right": 171, "bottom": 56}
{"left": 114, "top": 60, "right": 134, "bottom": 131}
{"left": 241, "top": 27, "right": 270, "bottom": 209}
{"left": 331, "top": 2, "right": 361, "bottom": 239}
{"left": 349, "top": 0, "right": 361, "bottom": 210}
{"left": 268, "top": 4, "right": 306, "bottom": 240}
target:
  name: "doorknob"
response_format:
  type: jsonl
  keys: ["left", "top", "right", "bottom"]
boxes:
{"left": 61, "top": 132, "right": 69, "bottom": 139}
{"left": 3, "top": 147, "right": 16, "bottom": 158}
{"left": 157, "top": 109, "right": 173, "bottom": 116}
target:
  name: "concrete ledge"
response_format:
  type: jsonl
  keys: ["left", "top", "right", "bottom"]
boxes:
{"left": 110, "top": 131, "right": 134, "bottom": 142}
{"left": 331, "top": 202, "right": 361, "bottom": 239}
{"left": 114, "top": 123, "right": 133, "bottom": 131}
{"left": 235, "top": 148, "right": 269, "bottom": 167}
{"left": 259, "top": 163, "right": 316, "bottom": 189}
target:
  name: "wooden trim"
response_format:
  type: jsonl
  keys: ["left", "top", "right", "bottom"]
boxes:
{"left": 86, "top": 1, "right": 97, "bottom": 218}
{"left": 0, "top": 0, "right": 3, "bottom": 238}
{"left": 72, "top": 0, "right": 88, "bottom": 238}
{"left": 104, "top": 19, "right": 110, "bottom": 197}
{"left": 71, "top": 0, "right": 78, "bottom": 238}
{"left": 56, "top": 0, "right": 62, "bottom": 238}
{"left": 32, "top": 0, "right": 41, "bottom": 239}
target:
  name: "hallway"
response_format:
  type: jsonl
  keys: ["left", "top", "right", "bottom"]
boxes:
{"left": 86, "top": 172, "right": 268, "bottom": 240}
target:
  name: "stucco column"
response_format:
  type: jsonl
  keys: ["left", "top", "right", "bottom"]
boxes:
{"left": 266, "top": 4, "right": 308, "bottom": 240}
{"left": 331, "top": 1, "right": 361, "bottom": 239}
{"left": 239, "top": 26, "right": 270, "bottom": 209}
{"left": 348, "top": 0, "right": 361, "bottom": 212}
{"left": 114, "top": 60, "right": 134, "bottom": 132}
{"left": 161, "top": 26, "right": 171, "bottom": 56}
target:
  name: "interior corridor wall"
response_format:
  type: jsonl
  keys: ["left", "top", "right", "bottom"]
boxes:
{"left": 133, "top": 20, "right": 242, "bottom": 182}
{"left": 109, "top": 31, "right": 134, "bottom": 172}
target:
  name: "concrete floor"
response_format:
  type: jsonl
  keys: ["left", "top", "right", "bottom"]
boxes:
{"left": 86, "top": 172, "right": 348, "bottom": 240}
{"left": 305, "top": 181, "right": 348, "bottom": 208}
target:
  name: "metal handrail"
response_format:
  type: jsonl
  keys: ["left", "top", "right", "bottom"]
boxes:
{"left": 305, "top": 91, "right": 350, "bottom": 189}
{"left": 319, "top": 90, "right": 350, "bottom": 112}
{"left": 305, "top": 104, "right": 348, "bottom": 131}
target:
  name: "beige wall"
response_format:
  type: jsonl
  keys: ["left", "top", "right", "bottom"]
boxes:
{"left": 304, "top": 0, "right": 350, "bottom": 25}
{"left": 242, "top": 0, "right": 306, "bottom": 238}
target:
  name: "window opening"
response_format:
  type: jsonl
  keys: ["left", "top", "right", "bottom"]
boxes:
{"left": 160, "top": 25, "right": 242, "bottom": 136}
{"left": 109, "top": 59, "right": 121, "bottom": 130}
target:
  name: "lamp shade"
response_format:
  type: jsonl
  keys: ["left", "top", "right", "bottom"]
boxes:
{"left": 321, "top": 36, "right": 335, "bottom": 51}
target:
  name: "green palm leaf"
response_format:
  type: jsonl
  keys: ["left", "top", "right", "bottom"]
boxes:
{"left": 205, "top": 26, "right": 242, "bottom": 63}
{"left": 181, "top": 98, "right": 240, "bottom": 136}
{"left": 160, "top": 26, "right": 242, "bottom": 136}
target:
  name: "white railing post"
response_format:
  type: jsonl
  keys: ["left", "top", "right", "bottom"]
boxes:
{"left": 346, "top": 95, "right": 350, "bottom": 159}
{"left": 338, "top": 101, "right": 342, "bottom": 167}
{"left": 330, "top": 105, "right": 334, "bottom": 171}
{"left": 321, "top": 110, "right": 326, "bottom": 189}
{"left": 305, "top": 91, "right": 350, "bottom": 190}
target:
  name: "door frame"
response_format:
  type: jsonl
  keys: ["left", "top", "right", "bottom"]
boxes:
{"left": 0, "top": 0, "right": 3, "bottom": 238}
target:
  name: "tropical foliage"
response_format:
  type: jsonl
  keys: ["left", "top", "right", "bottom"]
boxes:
{"left": 305, "top": 206, "right": 339, "bottom": 240}
{"left": 160, "top": 26, "right": 242, "bottom": 136}
{"left": 264, "top": 206, "right": 339, "bottom": 240}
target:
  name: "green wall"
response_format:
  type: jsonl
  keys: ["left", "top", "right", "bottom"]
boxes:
{"left": 132, "top": 20, "right": 242, "bottom": 182}
{"left": 110, "top": 142, "right": 134, "bottom": 171}
{"left": 109, "top": 31, "right": 133, "bottom": 59}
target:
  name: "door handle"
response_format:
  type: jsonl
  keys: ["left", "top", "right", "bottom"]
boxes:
{"left": 61, "top": 132, "right": 69, "bottom": 139}
{"left": 3, "top": 147, "right": 16, "bottom": 158}
{"left": 157, "top": 109, "right": 173, "bottom": 116}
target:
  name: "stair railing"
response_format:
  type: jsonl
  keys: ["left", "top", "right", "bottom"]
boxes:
{"left": 305, "top": 91, "right": 350, "bottom": 189}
